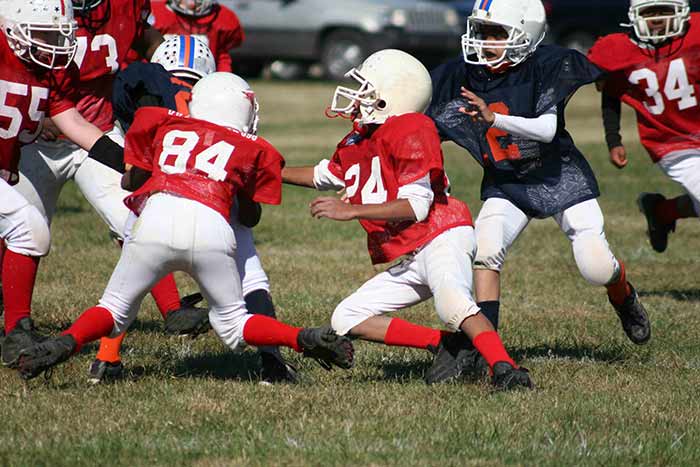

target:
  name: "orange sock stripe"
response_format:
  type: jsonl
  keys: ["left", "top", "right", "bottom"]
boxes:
{"left": 607, "top": 261, "right": 631, "bottom": 306}
{"left": 95, "top": 333, "right": 126, "bottom": 363}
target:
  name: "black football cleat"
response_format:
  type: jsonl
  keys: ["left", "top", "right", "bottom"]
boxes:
{"left": 87, "top": 358, "right": 125, "bottom": 384}
{"left": 637, "top": 193, "right": 675, "bottom": 253}
{"left": 1, "top": 317, "right": 47, "bottom": 368}
{"left": 425, "top": 332, "right": 488, "bottom": 385}
{"left": 297, "top": 326, "right": 354, "bottom": 370}
{"left": 491, "top": 361, "right": 534, "bottom": 391}
{"left": 610, "top": 283, "right": 651, "bottom": 345}
{"left": 260, "top": 351, "right": 298, "bottom": 385}
{"left": 18, "top": 335, "right": 77, "bottom": 380}
{"left": 163, "top": 293, "right": 211, "bottom": 337}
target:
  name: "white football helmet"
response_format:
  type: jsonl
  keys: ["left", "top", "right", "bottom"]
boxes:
{"left": 462, "top": 0, "right": 547, "bottom": 68}
{"left": 151, "top": 35, "right": 216, "bottom": 81}
{"left": 0, "top": 0, "right": 77, "bottom": 69}
{"left": 627, "top": 0, "right": 690, "bottom": 43}
{"left": 167, "top": 0, "right": 215, "bottom": 17}
{"left": 189, "top": 72, "right": 259, "bottom": 134}
{"left": 329, "top": 49, "right": 432, "bottom": 125}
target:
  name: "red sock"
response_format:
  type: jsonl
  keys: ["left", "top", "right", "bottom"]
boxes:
{"left": 63, "top": 306, "right": 115, "bottom": 352}
{"left": 2, "top": 250, "right": 39, "bottom": 333}
{"left": 472, "top": 331, "right": 515, "bottom": 369}
{"left": 383, "top": 318, "right": 448, "bottom": 349}
{"left": 654, "top": 197, "right": 683, "bottom": 225}
{"left": 242, "top": 315, "right": 301, "bottom": 352}
{"left": 606, "top": 262, "right": 632, "bottom": 306}
{"left": 150, "top": 274, "right": 181, "bottom": 318}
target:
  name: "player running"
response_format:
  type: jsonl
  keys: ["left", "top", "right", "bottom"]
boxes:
{"left": 427, "top": 0, "right": 651, "bottom": 360}
{"left": 588, "top": 0, "right": 700, "bottom": 253}
{"left": 150, "top": 0, "right": 244, "bottom": 71}
{"left": 16, "top": 72, "right": 354, "bottom": 380}
{"left": 91, "top": 35, "right": 297, "bottom": 385}
{"left": 282, "top": 49, "right": 533, "bottom": 390}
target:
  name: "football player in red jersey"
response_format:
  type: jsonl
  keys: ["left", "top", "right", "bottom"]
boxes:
{"left": 10, "top": 0, "right": 213, "bottom": 363}
{"left": 16, "top": 72, "right": 355, "bottom": 380}
{"left": 150, "top": 0, "right": 243, "bottom": 72}
{"left": 282, "top": 50, "right": 532, "bottom": 390}
{"left": 0, "top": 0, "right": 152, "bottom": 367}
{"left": 588, "top": 0, "right": 700, "bottom": 253}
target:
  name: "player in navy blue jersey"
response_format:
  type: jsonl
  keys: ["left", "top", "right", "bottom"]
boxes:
{"left": 91, "top": 35, "right": 298, "bottom": 385}
{"left": 427, "top": 0, "right": 651, "bottom": 374}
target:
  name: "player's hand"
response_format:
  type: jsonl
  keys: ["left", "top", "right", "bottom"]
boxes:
{"left": 609, "top": 145, "right": 628, "bottom": 169}
{"left": 458, "top": 87, "right": 495, "bottom": 125}
{"left": 310, "top": 196, "right": 356, "bottom": 221}
{"left": 40, "top": 118, "right": 61, "bottom": 141}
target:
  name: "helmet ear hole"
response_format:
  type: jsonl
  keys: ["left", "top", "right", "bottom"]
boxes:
{"left": 376, "top": 100, "right": 387, "bottom": 110}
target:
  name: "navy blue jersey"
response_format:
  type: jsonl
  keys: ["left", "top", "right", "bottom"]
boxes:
{"left": 112, "top": 62, "right": 192, "bottom": 131}
{"left": 427, "top": 45, "right": 604, "bottom": 218}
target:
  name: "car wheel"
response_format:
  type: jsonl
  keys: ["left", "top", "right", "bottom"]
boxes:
{"left": 561, "top": 31, "right": 596, "bottom": 53}
{"left": 321, "top": 30, "right": 368, "bottom": 81}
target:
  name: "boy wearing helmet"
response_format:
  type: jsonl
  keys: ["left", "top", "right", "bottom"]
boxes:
{"left": 427, "top": 0, "right": 650, "bottom": 352}
{"left": 283, "top": 49, "right": 533, "bottom": 390}
{"left": 150, "top": 0, "right": 243, "bottom": 72}
{"left": 91, "top": 35, "right": 297, "bottom": 385}
{"left": 588, "top": 1, "right": 700, "bottom": 254}
{"left": 0, "top": 0, "right": 149, "bottom": 367}
{"left": 16, "top": 72, "right": 355, "bottom": 380}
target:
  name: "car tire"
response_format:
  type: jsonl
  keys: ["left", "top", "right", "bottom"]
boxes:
{"left": 321, "top": 30, "right": 368, "bottom": 81}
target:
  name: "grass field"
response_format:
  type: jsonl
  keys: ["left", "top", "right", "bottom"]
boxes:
{"left": 1, "top": 82, "right": 700, "bottom": 466}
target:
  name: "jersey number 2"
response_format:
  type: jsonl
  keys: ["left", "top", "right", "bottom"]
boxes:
{"left": 628, "top": 58, "right": 697, "bottom": 115}
{"left": 158, "top": 130, "right": 234, "bottom": 182}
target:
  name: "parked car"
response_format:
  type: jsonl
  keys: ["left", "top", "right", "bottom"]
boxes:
{"left": 221, "top": 0, "right": 464, "bottom": 79}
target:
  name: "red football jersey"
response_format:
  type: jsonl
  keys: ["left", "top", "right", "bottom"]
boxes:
{"left": 0, "top": 36, "right": 77, "bottom": 184}
{"left": 72, "top": 0, "right": 151, "bottom": 131}
{"left": 588, "top": 15, "right": 700, "bottom": 162}
{"left": 150, "top": 1, "right": 243, "bottom": 72}
{"left": 327, "top": 113, "right": 473, "bottom": 265}
{"left": 124, "top": 107, "right": 283, "bottom": 219}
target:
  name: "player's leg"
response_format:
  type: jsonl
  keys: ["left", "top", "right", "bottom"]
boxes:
{"left": 233, "top": 219, "right": 295, "bottom": 383}
{"left": 186, "top": 199, "right": 353, "bottom": 371}
{"left": 0, "top": 179, "right": 51, "bottom": 367}
{"left": 640, "top": 152, "right": 700, "bottom": 252}
{"left": 16, "top": 196, "right": 180, "bottom": 379}
{"left": 420, "top": 226, "right": 532, "bottom": 390}
{"left": 555, "top": 199, "right": 650, "bottom": 344}
{"left": 473, "top": 197, "right": 531, "bottom": 330}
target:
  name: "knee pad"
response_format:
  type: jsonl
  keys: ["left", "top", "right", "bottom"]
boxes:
{"left": 5, "top": 205, "right": 51, "bottom": 257}
{"left": 330, "top": 299, "right": 376, "bottom": 337}
{"left": 433, "top": 276, "right": 481, "bottom": 331}
{"left": 473, "top": 236, "right": 506, "bottom": 272}
{"left": 573, "top": 233, "right": 617, "bottom": 286}
{"left": 209, "top": 305, "right": 249, "bottom": 351}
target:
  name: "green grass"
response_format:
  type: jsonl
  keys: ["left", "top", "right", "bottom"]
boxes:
{"left": 1, "top": 82, "right": 700, "bottom": 466}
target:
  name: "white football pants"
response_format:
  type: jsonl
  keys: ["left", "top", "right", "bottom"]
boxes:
{"left": 331, "top": 226, "right": 481, "bottom": 334}
{"left": 0, "top": 178, "right": 50, "bottom": 257}
{"left": 657, "top": 150, "right": 700, "bottom": 216}
{"left": 474, "top": 198, "right": 620, "bottom": 286}
{"left": 101, "top": 194, "right": 253, "bottom": 350}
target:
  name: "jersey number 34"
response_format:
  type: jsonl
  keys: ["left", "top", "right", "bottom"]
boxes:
{"left": 629, "top": 58, "right": 697, "bottom": 115}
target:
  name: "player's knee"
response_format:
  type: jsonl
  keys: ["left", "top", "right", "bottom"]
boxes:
{"left": 433, "top": 279, "right": 480, "bottom": 331}
{"left": 331, "top": 300, "right": 373, "bottom": 336}
{"left": 473, "top": 241, "right": 506, "bottom": 272}
{"left": 209, "top": 305, "right": 248, "bottom": 350}
{"left": 5, "top": 205, "right": 51, "bottom": 257}
{"left": 573, "top": 233, "right": 616, "bottom": 286}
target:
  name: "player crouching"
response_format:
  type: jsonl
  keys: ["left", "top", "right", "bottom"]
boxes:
{"left": 16, "top": 73, "right": 354, "bottom": 380}
{"left": 283, "top": 50, "right": 532, "bottom": 390}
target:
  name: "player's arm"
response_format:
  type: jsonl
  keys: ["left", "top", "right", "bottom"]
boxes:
{"left": 283, "top": 159, "right": 346, "bottom": 191}
{"left": 237, "top": 191, "right": 262, "bottom": 228}
{"left": 121, "top": 164, "right": 151, "bottom": 191}
{"left": 282, "top": 166, "right": 316, "bottom": 187}
{"left": 601, "top": 91, "right": 627, "bottom": 169}
{"left": 131, "top": 24, "right": 164, "bottom": 60}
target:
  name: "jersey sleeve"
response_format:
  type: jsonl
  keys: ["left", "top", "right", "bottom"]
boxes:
{"left": 215, "top": 6, "right": 244, "bottom": 72}
{"left": 48, "top": 65, "right": 79, "bottom": 117}
{"left": 241, "top": 140, "right": 285, "bottom": 205}
{"left": 386, "top": 115, "right": 444, "bottom": 187}
{"left": 136, "top": 0, "right": 152, "bottom": 38}
{"left": 587, "top": 34, "right": 630, "bottom": 72}
{"left": 124, "top": 106, "right": 169, "bottom": 171}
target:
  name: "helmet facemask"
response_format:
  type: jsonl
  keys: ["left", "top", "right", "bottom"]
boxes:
{"left": 329, "top": 68, "right": 384, "bottom": 124}
{"left": 628, "top": 1, "right": 690, "bottom": 44}
{"left": 462, "top": 18, "right": 531, "bottom": 68}
{"left": 5, "top": 20, "right": 77, "bottom": 69}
